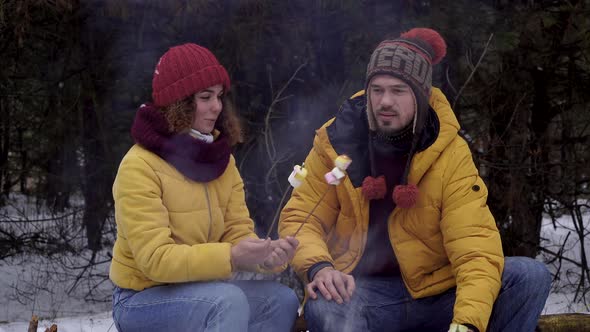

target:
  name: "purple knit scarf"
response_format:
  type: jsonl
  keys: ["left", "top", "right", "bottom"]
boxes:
{"left": 130, "top": 104, "right": 231, "bottom": 182}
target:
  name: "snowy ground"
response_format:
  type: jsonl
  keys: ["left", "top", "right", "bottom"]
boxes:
{"left": 0, "top": 252, "right": 113, "bottom": 332}
{"left": 0, "top": 198, "right": 588, "bottom": 331}
{"left": 536, "top": 205, "right": 590, "bottom": 315}
{"left": 0, "top": 312, "right": 114, "bottom": 332}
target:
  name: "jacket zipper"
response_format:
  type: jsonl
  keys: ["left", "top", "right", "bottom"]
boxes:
{"left": 204, "top": 184, "right": 213, "bottom": 242}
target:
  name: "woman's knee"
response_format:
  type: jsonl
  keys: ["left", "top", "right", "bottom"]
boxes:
{"left": 161, "top": 282, "right": 250, "bottom": 323}
{"left": 189, "top": 283, "right": 251, "bottom": 329}
{"left": 207, "top": 283, "right": 250, "bottom": 313}
{"left": 271, "top": 282, "right": 300, "bottom": 311}
{"left": 113, "top": 283, "right": 251, "bottom": 331}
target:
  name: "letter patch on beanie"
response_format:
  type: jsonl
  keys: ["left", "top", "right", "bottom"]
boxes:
{"left": 366, "top": 28, "right": 447, "bottom": 99}
{"left": 371, "top": 45, "right": 432, "bottom": 95}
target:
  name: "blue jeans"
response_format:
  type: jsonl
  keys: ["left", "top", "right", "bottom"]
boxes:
{"left": 112, "top": 280, "right": 299, "bottom": 332}
{"left": 305, "top": 257, "right": 551, "bottom": 332}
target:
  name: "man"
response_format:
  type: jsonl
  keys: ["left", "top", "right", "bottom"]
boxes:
{"left": 279, "top": 28, "right": 551, "bottom": 332}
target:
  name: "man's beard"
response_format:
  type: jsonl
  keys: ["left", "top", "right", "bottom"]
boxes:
{"left": 375, "top": 108, "right": 398, "bottom": 136}
{"left": 377, "top": 125, "right": 399, "bottom": 136}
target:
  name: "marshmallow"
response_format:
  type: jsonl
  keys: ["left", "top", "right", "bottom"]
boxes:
{"left": 294, "top": 165, "right": 308, "bottom": 181}
{"left": 324, "top": 171, "right": 341, "bottom": 185}
{"left": 288, "top": 165, "right": 308, "bottom": 188}
{"left": 334, "top": 154, "right": 352, "bottom": 171}
{"left": 331, "top": 167, "right": 345, "bottom": 180}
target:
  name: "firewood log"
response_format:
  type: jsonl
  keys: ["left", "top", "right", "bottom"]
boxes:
{"left": 27, "top": 315, "right": 38, "bottom": 332}
{"left": 537, "top": 314, "right": 590, "bottom": 332}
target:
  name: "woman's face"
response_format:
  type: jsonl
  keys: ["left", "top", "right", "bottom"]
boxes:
{"left": 192, "top": 84, "right": 223, "bottom": 134}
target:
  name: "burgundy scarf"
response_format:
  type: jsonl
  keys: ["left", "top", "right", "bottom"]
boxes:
{"left": 130, "top": 104, "right": 231, "bottom": 182}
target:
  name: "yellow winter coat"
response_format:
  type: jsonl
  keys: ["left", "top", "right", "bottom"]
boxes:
{"left": 279, "top": 88, "right": 504, "bottom": 332}
{"left": 109, "top": 144, "right": 259, "bottom": 291}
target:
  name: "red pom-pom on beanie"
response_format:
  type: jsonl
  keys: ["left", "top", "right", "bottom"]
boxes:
{"left": 393, "top": 184, "right": 419, "bottom": 208}
{"left": 362, "top": 176, "right": 387, "bottom": 200}
{"left": 401, "top": 28, "right": 447, "bottom": 65}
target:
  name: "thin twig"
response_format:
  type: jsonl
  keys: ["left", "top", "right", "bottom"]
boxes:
{"left": 293, "top": 187, "right": 329, "bottom": 237}
{"left": 539, "top": 246, "right": 587, "bottom": 269}
{"left": 66, "top": 250, "right": 96, "bottom": 295}
{"left": 498, "top": 92, "right": 528, "bottom": 141}
{"left": 264, "top": 62, "right": 307, "bottom": 162}
{"left": 445, "top": 66, "right": 458, "bottom": 96}
{"left": 452, "top": 33, "right": 494, "bottom": 110}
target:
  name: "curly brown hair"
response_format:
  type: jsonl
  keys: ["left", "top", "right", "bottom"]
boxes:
{"left": 159, "top": 94, "right": 244, "bottom": 146}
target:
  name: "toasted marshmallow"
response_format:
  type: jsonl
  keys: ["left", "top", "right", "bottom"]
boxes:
{"left": 288, "top": 165, "right": 307, "bottom": 188}
{"left": 334, "top": 154, "right": 352, "bottom": 171}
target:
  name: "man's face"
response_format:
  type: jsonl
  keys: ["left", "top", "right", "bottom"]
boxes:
{"left": 368, "top": 74, "right": 416, "bottom": 135}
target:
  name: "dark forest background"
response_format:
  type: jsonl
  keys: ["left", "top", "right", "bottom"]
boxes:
{"left": 1, "top": 0, "right": 589, "bottom": 303}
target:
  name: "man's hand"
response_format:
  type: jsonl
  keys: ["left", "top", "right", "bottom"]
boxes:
{"left": 262, "top": 236, "right": 299, "bottom": 269}
{"left": 306, "top": 267, "right": 355, "bottom": 304}
{"left": 230, "top": 238, "right": 272, "bottom": 271}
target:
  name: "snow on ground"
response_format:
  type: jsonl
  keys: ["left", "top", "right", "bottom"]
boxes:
{"left": 0, "top": 312, "right": 114, "bottom": 332}
{"left": 538, "top": 203, "right": 590, "bottom": 315}
{"left": 0, "top": 252, "right": 113, "bottom": 332}
{"left": 0, "top": 197, "right": 588, "bottom": 331}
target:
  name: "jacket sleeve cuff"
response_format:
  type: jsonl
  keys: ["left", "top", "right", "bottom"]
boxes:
{"left": 254, "top": 262, "right": 287, "bottom": 274}
{"left": 449, "top": 323, "right": 479, "bottom": 332}
{"left": 307, "top": 261, "right": 334, "bottom": 282}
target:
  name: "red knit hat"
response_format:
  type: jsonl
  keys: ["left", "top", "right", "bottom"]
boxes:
{"left": 152, "top": 43, "right": 230, "bottom": 107}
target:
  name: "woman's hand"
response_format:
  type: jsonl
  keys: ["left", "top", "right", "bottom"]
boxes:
{"left": 230, "top": 238, "right": 272, "bottom": 271}
{"left": 262, "top": 236, "right": 299, "bottom": 269}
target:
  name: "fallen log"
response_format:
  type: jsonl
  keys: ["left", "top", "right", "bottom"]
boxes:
{"left": 292, "top": 313, "right": 590, "bottom": 332}
{"left": 537, "top": 313, "right": 590, "bottom": 332}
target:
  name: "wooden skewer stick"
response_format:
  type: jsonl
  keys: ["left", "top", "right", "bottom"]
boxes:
{"left": 293, "top": 187, "right": 330, "bottom": 237}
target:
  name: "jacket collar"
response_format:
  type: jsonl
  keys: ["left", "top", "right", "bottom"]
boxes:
{"left": 407, "top": 88, "right": 459, "bottom": 185}
{"left": 323, "top": 90, "right": 442, "bottom": 187}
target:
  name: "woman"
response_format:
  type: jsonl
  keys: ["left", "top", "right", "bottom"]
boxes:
{"left": 110, "top": 43, "right": 300, "bottom": 332}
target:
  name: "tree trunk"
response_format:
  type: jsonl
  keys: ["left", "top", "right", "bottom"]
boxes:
{"left": 81, "top": 99, "right": 110, "bottom": 251}
{"left": 0, "top": 95, "right": 10, "bottom": 205}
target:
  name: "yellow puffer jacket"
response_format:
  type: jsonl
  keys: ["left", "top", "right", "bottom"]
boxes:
{"left": 279, "top": 88, "right": 504, "bottom": 332}
{"left": 109, "top": 144, "right": 258, "bottom": 291}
